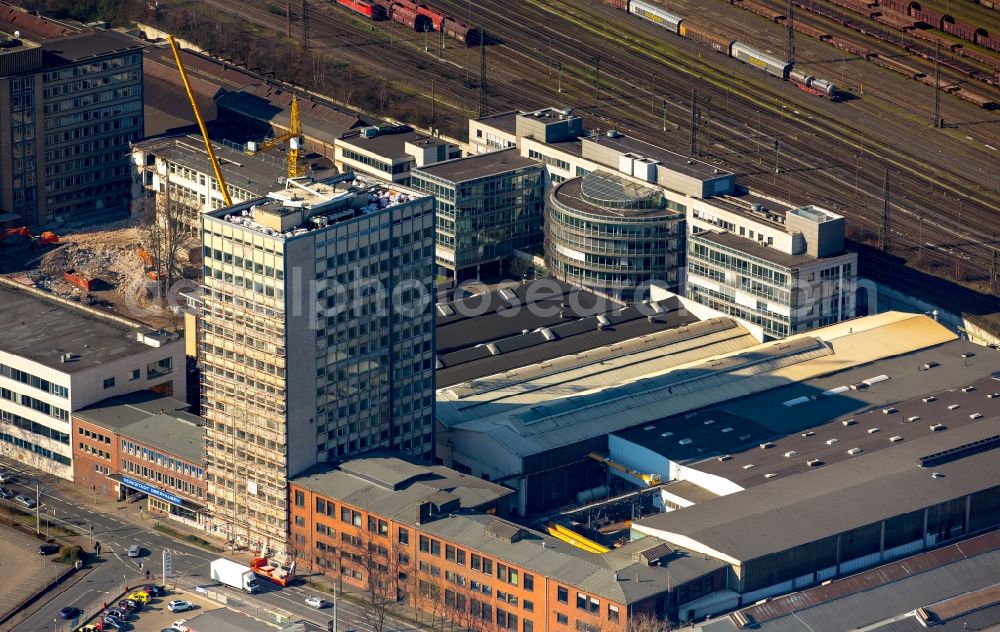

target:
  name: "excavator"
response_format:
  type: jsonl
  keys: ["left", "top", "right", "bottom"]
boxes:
{"left": 0, "top": 226, "right": 59, "bottom": 250}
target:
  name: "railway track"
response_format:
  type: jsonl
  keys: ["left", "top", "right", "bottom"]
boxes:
{"left": 173, "top": 0, "right": 998, "bottom": 298}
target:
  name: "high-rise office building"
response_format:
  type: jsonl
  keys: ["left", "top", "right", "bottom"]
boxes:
{"left": 0, "top": 9, "right": 143, "bottom": 226}
{"left": 410, "top": 148, "right": 543, "bottom": 280}
{"left": 198, "top": 176, "right": 436, "bottom": 555}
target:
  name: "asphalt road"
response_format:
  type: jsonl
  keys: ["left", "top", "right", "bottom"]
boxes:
{"left": 0, "top": 458, "right": 420, "bottom": 632}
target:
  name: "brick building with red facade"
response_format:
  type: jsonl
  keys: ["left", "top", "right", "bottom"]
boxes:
{"left": 289, "top": 455, "right": 728, "bottom": 629}
{"left": 72, "top": 390, "right": 207, "bottom": 528}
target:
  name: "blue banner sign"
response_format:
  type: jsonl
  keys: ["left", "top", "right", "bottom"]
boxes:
{"left": 121, "top": 475, "right": 183, "bottom": 506}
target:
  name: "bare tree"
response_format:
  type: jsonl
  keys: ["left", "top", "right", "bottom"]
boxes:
{"left": 627, "top": 612, "right": 674, "bottom": 632}
{"left": 140, "top": 184, "right": 191, "bottom": 295}
{"left": 345, "top": 529, "right": 408, "bottom": 632}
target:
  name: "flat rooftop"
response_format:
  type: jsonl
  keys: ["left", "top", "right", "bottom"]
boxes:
{"left": 708, "top": 191, "right": 794, "bottom": 226}
{"left": 134, "top": 135, "right": 305, "bottom": 197}
{"left": 475, "top": 110, "right": 518, "bottom": 135}
{"left": 634, "top": 417, "right": 1000, "bottom": 563}
{"left": 338, "top": 129, "right": 442, "bottom": 160}
{"left": 614, "top": 409, "right": 774, "bottom": 464}
{"left": 694, "top": 372, "right": 1000, "bottom": 488}
{"left": 414, "top": 148, "right": 539, "bottom": 182}
{"left": 0, "top": 282, "right": 175, "bottom": 374}
{"left": 551, "top": 172, "right": 680, "bottom": 219}
{"left": 40, "top": 29, "right": 140, "bottom": 64}
{"left": 616, "top": 337, "right": 1000, "bottom": 488}
{"left": 583, "top": 133, "right": 731, "bottom": 181}
{"left": 436, "top": 283, "right": 699, "bottom": 388}
{"left": 209, "top": 176, "right": 428, "bottom": 238}
{"left": 692, "top": 229, "right": 817, "bottom": 267}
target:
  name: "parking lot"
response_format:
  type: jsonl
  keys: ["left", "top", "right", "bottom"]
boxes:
{"left": 77, "top": 587, "right": 221, "bottom": 632}
{"left": 0, "top": 523, "right": 69, "bottom": 618}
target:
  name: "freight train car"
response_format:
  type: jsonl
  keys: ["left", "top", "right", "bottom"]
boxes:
{"left": 336, "top": 0, "right": 387, "bottom": 19}
{"left": 679, "top": 21, "right": 734, "bottom": 53}
{"left": 441, "top": 17, "right": 480, "bottom": 46}
{"left": 629, "top": 0, "right": 684, "bottom": 32}
{"left": 391, "top": 3, "right": 433, "bottom": 31}
{"left": 731, "top": 41, "right": 792, "bottom": 78}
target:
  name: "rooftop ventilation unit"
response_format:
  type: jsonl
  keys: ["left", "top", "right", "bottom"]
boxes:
{"left": 825, "top": 438, "right": 840, "bottom": 445}
{"left": 783, "top": 451, "right": 798, "bottom": 458}
{"left": 717, "top": 455, "right": 732, "bottom": 462}
{"left": 881, "top": 407, "right": 897, "bottom": 414}
{"left": 742, "top": 464, "right": 755, "bottom": 470}
{"left": 868, "top": 427, "right": 881, "bottom": 434}
{"left": 842, "top": 419, "right": 856, "bottom": 426}
{"left": 948, "top": 404, "right": 960, "bottom": 410}
{"left": 919, "top": 434, "right": 1000, "bottom": 467}
{"left": 764, "top": 473, "right": 778, "bottom": 479}
{"left": 907, "top": 416, "right": 921, "bottom": 422}
{"left": 721, "top": 427, "right": 734, "bottom": 433}
{"left": 970, "top": 413, "right": 983, "bottom": 420}
{"left": 806, "top": 459, "right": 822, "bottom": 467}
{"left": 988, "top": 393, "right": 1000, "bottom": 399}
{"left": 962, "top": 386, "right": 976, "bottom": 393}
{"left": 678, "top": 438, "right": 692, "bottom": 446}
{"left": 889, "top": 435, "right": 903, "bottom": 442}
{"left": 801, "top": 430, "right": 815, "bottom": 437}
{"left": 930, "top": 423, "right": 946, "bottom": 431}
{"left": 923, "top": 396, "right": 937, "bottom": 403}
{"left": 846, "top": 447, "right": 863, "bottom": 456}
{"left": 759, "top": 442, "right": 774, "bottom": 449}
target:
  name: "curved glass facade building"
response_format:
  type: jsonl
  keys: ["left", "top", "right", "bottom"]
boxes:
{"left": 545, "top": 170, "right": 685, "bottom": 299}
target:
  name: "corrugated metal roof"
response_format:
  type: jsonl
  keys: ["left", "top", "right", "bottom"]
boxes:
{"left": 634, "top": 419, "right": 1000, "bottom": 563}
{"left": 446, "top": 313, "right": 957, "bottom": 463}
{"left": 740, "top": 531, "right": 1000, "bottom": 625}
{"left": 743, "top": 535, "right": 1000, "bottom": 632}
{"left": 418, "top": 513, "right": 727, "bottom": 605}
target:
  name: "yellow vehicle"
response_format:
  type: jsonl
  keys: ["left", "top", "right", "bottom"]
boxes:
{"left": 127, "top": 591, "right": 150, "bottom": 604}
{"left": 76, "top": 625, "right": 100, "bottom": 632}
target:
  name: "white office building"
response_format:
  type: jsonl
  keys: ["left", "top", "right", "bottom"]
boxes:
{"left": 0, "top": 281, "right": 186, "bottom": 479}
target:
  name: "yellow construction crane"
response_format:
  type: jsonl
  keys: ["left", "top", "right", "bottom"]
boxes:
{"left": 246, "top": 94, "right": 303, "bottom": 179}
{"left": 166, "top": 35, "right": 232, "bottom": 208}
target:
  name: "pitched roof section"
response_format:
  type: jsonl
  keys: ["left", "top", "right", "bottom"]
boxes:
{"left": 419, "top": 513, "right": 728, "bottom": 605}
{"left": 435, "top": 281, "right": 699, "bottom": 388}
{"left": 444, "top": 313, "right": 956, "bottom": 461}
{"left": 292, "top": 453, "right": 515, "bottom": 521}
{"left": 633, "top": 418, "right": 1000, "bottom": 563}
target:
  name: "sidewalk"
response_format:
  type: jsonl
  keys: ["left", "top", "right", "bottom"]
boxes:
{"left": 2, "top": 462, "right": 457, "bottom": 632}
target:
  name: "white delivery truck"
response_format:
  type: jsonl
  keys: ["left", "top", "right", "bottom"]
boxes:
{"left": 210, "top": 558, "right": 260, "bottom": 594}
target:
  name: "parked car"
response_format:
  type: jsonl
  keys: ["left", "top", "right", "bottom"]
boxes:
{"left": 119, "top": 599, "right": 141, "bottom": 612}
{"left": 0, "top": 487, "right": 12, "bottom": 499}
{"left": 143, "top": 584, "right": 166, "bottom": 597}
{"left": 58, "top": 606, "right": 81, "bottom": 619}
{"left": 107, "top": 609, "right": 131, "bottom": 621}
{"left": 305, "top": 596, "right": 327, "bottom": 609}
{"left": 14, "top": 494, "right": 35, "bottom": 508}
{"left": 103, "top": 615, "right": 126, "bottom": 630}
{"left": 172, "top": 620, "right": 189, "bottom": 631}
{"left": 0, "top": 472, "right": 11, "bottom": 483}
{"left": 127, "top": 544, "right": 141, "bottom": 557}
{"left": 75, "top": 625, "right": 100, "bottom": 632}
{"left": 127, "top": 591, "right": 150, "bottom": 604}
{"left": 167, "top": 599, "right": 194, "bottom": 612}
